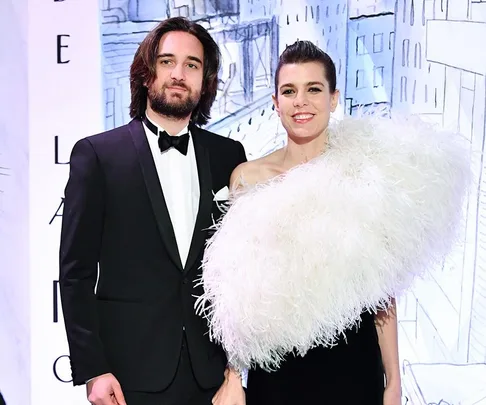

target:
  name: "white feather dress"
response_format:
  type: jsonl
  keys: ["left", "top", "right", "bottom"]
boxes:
{"left": 195, "top": 110, "right": 472, "bottom": 373}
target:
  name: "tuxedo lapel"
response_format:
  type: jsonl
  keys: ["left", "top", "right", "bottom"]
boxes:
{"left": 184, "top": 124, "right": 213, "bottom": 273}
{"left": 128, "top": 119, "right": 184, "bottom": 271}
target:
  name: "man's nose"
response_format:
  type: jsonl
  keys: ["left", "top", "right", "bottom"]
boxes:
{"left": 170, "top": 63, "right": 185, "bottom": 81}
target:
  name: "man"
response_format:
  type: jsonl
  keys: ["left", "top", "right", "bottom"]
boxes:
{"left": 59, "top": 17, "right": 247, "bottom": 405}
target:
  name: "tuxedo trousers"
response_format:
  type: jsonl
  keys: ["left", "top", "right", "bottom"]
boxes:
{"left": 123, "top": 334, "right": 219, "bottom": 405}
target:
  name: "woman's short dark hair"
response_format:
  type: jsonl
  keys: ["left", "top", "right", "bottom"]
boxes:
{"left": 129, "top": 17, "right": 221, "bottom": 126}
{"left": 274, "top": 40, "right": 337, "bottom": 94}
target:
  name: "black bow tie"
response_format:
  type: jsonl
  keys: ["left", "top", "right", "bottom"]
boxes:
{"left": 158, "top": 131, "right": 190, "bottom": 155}
{"left": 143, "top": 116, "right": 190, "bottom": 155}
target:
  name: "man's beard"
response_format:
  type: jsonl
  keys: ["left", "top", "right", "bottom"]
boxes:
{"left": 148, "top": 82, "right": 201, "bottom": 120}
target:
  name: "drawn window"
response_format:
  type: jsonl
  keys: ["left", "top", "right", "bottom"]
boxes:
{"left": 105, "top": 88, "right": 115, "bottom": 121}
{"left": 410, "top": 0, "right": 415, "bottom": 26}
{"left": 402, "top": 39, "right": 410, "bottom": 67}
{"left": 400, "top": 76, "right": 408, "bottom": 102}
{"left": 187, "top": 0, "right": 237, "bottom": 14}
{"left": 414, "top": 42, "right": 422, "bottom": 69}
{"left": 356, "top": 69, "right": 365, "bottom": 89}
{"left": 422, "top": 0, "right": 426, "bottom": 25}
{"left": 373, "top": 33, "right": 383, "bottom": 53}
{"left": 373, "top": 66, "right": 384, "bottom": 87}
{"left": 336, "top": 4, "right": 340, "bottom": 14}
{"left": 389, "top": 32, "right": 395, "bottom": 50}
{"left": 357, "top": 35, "right": 366, "bottom": 55}
{"left": 403, "top": 0, "right": 407, "bottom": 23}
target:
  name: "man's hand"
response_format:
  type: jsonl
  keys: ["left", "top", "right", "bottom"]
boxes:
{"left": 212, "top": 368, "right": 245, "bottom": 405}
{"left": 86, "top": 373, "right": 127, "bottom": 405}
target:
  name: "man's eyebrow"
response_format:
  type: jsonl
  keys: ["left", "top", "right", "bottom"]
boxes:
{"left": 157, "top": 53, "right": 203, "bottom": 65}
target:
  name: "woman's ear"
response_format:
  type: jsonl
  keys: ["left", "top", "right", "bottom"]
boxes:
{"left": 272, "top": 94, "right": 280, "bottom": 117}
{"left": 330, "top": 89, "right": 340, "bottom": 113}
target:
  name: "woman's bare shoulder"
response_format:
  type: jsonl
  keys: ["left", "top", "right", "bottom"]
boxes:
{"left": 230, "top": 150, "right": 284, "bottom": 189}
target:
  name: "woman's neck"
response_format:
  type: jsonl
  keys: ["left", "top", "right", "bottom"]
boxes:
{"left": 281, "top": 131, "right": 329, "bottom": 169}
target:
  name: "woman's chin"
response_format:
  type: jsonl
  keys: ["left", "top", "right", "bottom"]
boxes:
{"left": 288, "top": 129, "right": 326, "bottom": 143}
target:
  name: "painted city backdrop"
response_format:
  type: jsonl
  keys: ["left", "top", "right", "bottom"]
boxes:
{"left": 100, "top": 0, "right": 486, "bottom": 403}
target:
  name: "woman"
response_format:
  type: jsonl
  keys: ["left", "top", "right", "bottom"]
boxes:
{"left": 196, "top": 41, "right": 470, "bottom": 404}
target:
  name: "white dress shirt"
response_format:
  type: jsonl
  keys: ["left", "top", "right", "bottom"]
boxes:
{"left": 143, "top": 116, "right": 200, "bottom": 268}
{"left": 144, "top": 117, "right": 249, "bottom": 389}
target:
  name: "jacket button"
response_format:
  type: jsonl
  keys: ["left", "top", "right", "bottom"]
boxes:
{"left": 183, "top": 278, "right": 188, "bottom": 284}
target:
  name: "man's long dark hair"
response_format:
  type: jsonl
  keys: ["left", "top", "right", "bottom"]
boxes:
{"left": 129, "top": 17, "right": 221, "bottom": 126}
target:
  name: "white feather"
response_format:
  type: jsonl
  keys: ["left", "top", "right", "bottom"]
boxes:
{"left": 194, "top": 110, "right": 472, "bottom": 372}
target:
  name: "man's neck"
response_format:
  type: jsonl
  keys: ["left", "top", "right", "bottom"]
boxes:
{"left": 146, "top": 107, "right": 191, "bottom": 136}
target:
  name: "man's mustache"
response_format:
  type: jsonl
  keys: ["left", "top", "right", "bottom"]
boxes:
{"left": 163, "top": 81, "right": 189, "bottom": 91}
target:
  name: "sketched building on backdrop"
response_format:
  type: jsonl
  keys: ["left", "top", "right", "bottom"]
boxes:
{"left": 101, "top": 0, "right": 278, "bottom": 132}
{"left": 345, "top": 0, "right": 395, "bottom": 115}
{"left": 392, "top": 0, "right": 486, "bottom": 404}
{"left": 209, "top": 0, "right": 349, "bottom": 158}
{"left": 391, "top": 0, "right": 446, "bottom": 118}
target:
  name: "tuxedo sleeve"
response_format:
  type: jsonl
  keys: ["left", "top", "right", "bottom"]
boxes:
{"left": 235, "top": 140, "right": 247, "bottom": 165}
{"left": 59, "top": 138, "right": 111, "bottom": 385}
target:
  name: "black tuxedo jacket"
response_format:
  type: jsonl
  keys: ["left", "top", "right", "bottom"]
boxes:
{"left": 59, "top": 118, "right": 246, "bottom": 391}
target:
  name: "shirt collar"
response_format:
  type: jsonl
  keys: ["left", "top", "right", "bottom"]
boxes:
{"left": 143, "top": 113, "right": 190, "bottom": 138}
